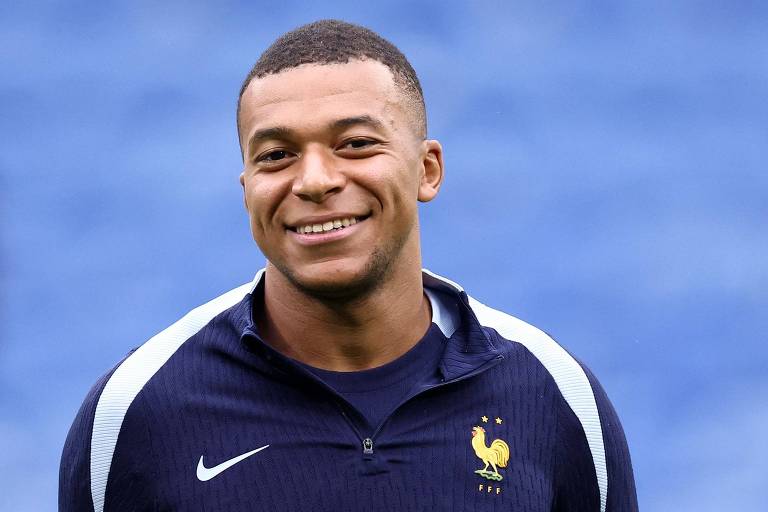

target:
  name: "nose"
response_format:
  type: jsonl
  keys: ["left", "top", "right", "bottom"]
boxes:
{"left": 291, "top": 147, "right": 345, "bottom": 203}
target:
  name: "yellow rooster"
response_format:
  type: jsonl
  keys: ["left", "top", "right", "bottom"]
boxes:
{"left": 471, "top": 426, "right": 510, "bottom": 481}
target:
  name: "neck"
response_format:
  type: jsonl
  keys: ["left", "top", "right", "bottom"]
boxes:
{"left": 257, "top": 260, "right": 431, "bottom": 372}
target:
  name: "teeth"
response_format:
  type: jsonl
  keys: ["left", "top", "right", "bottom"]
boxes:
{"left": 297, "top": 217, "right": 360, "bottom": 234}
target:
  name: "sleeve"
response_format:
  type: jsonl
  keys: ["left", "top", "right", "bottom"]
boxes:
{"left": 584, "top": 365, "right": 638, "bottom": 512}
{"left": 553, "top": 363, "right": 638, "bottom": 512}
{"left": 58, "top": 369, "right": 114, "bottom": 512}
{"left": 59, "top": 349, "right": 138, "bottom": 512}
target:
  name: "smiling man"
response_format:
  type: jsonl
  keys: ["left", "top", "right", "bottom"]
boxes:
{"left": 237, "top": 55, "right": 442, "bottom": 371}
{"left": 60, "top": 20, "right": 637, "bottom": 511}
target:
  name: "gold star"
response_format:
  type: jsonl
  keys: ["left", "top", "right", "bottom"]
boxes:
{"left": 495, "top": 417, "right": 503, "bottom": 424}
{"left": 481, "top": 416, "right": 489, "bottom": 423}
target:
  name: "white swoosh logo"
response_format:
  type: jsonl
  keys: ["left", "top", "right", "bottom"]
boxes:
{"left": 196, "top": 444, "right": 270, "bottom": 482}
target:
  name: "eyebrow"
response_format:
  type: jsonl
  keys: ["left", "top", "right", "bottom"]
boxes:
{"left": 246, "top": 126, "right": 292, "bottom": 155}
{"left": 246, "top": 115, "right": 385, "bottom": 156}
{"left": 330, "top": 115, "right": 385, "bottom": 131}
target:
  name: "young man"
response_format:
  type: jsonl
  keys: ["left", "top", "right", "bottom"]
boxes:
{"left": 60, "top": 20, "right": 637, "bottom": 511}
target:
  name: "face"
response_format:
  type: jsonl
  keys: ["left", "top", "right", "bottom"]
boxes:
{"left": 238, "top": 60, "right": 443, "bottom": 298}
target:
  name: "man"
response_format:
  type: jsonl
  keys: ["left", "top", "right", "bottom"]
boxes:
{"left": 60, "top": 20, "right": 637, "bottom": 511}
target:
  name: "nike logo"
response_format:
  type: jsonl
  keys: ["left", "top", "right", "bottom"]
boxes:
{"left": 196, "top": 444, "right": 270, "bottom": 482}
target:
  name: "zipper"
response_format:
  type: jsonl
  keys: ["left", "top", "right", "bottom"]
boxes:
{"left": 362, "top": 437, "right": 374, "bottom": 455}
{"left": 335, "top": 404, "right": 375, "bottom": 459}
{"left": 335, "top": 402, "right": 366, "bottom": 444}
{"left": 274, "top": 360, "right": 373, "bottom": 455}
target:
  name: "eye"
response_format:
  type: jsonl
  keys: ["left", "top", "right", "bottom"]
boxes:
{"left": 259, "top": 149, "right": 291, "bottom": 162}
{"left": 344, "top": 138, "right": 375, "bottom": 149}
{"left": 253, "top": 148, "right": 298, "bottom": 170}
{"left": 337, "top": 138, "right": 380, "bottom": 156}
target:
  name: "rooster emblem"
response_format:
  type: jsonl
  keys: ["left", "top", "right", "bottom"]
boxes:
{"left": 471, "top": 425, "right": 510, "bottom": 481}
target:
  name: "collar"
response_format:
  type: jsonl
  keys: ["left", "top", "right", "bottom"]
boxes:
{"left": 239, "top": 268, "right": 502, "bottom": 382}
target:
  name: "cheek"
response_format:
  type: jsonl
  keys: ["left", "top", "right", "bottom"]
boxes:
{"left": 244, "top": 180, "right": 284, "bottom": 232}
{"left": 361, "top": 162, "right": 421, "bottom": 201}
{"left": 244, "top": 192, "right": 264, "bottom": 242}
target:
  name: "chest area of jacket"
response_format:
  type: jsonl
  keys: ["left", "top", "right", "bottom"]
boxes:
{"left": 111, "top": 374, "right": 560, "bottom": 511}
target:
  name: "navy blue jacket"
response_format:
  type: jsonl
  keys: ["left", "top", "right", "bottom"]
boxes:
{"left": 60, "top": 269, "right": 637, "bottom": 511}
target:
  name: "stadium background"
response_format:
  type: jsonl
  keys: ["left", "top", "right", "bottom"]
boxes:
{"left": 2, "top": 1, "right": 766, "bottom": 509}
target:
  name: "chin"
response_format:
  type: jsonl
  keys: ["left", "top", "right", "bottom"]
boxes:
{"left": 276, "top": 249, "right": 395, "bottom": 301}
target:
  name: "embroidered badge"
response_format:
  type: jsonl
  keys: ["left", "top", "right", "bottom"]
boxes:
{"left": 471, "top": 417, "right": 510, "bottom": 482}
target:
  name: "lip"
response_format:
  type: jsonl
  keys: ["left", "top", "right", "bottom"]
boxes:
{"left": 287, "top": 216, "right": 367, "bottom": 246}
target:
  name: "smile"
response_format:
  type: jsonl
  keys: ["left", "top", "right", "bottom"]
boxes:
{"left": 291, "top": 216, "right": 368, "bottom": 235}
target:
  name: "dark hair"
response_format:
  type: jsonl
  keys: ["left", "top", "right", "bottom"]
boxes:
{"left": 236, "top": 19, "right": 426, "bottom": 153}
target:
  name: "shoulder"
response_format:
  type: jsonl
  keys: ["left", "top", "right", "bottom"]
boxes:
{"left": 466, "top": 295, "right": 628, "bottom": 512}
{"left": 59, "top": 277, "right": 258, "bottom": 512}
{"left": 468, "top": 295, "right": 596, "bottom": 401}
{"left": 425, "top": 268, "right": 610, "bottom": 433}
{"left": 59, "top": 352, "right": 133, "bottom": 512}
{"left": 426, "top": 267, "right": 611, "bottom": 511}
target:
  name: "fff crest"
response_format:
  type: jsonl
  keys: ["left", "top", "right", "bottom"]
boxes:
{"left": 470, "top": 415, "right": 510, "bottom": 482}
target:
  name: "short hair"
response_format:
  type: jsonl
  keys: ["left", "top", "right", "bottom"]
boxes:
{"left": 236, "top": 20, "right": 426, "bottom": 154}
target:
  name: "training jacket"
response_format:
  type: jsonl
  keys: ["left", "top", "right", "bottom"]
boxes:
{"left": 60, "top": 269, "right": 638, "bottom": 511}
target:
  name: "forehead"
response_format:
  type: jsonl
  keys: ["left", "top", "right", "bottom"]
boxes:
{"left": 239, "top": 60, "right": 409, "bottom": 137}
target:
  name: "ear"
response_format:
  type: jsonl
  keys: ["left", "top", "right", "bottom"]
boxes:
{"left": 239, "top": 171, "right": 249, "bottom": 210}
{"left": 417, "top": 139, "right": 444, "bottom": 203}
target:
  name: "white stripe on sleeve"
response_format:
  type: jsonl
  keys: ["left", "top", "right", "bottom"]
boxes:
{"left": 89, "top": 271, "right": 262, "bottom": 512}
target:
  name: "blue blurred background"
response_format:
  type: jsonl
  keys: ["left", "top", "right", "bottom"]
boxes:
{"left": 2, "top": 1, "right": 766, "bottom": 509}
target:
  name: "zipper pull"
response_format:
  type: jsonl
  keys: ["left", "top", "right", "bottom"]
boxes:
{"left": 362, "top": 437, "right": 374, "bottom": 455}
